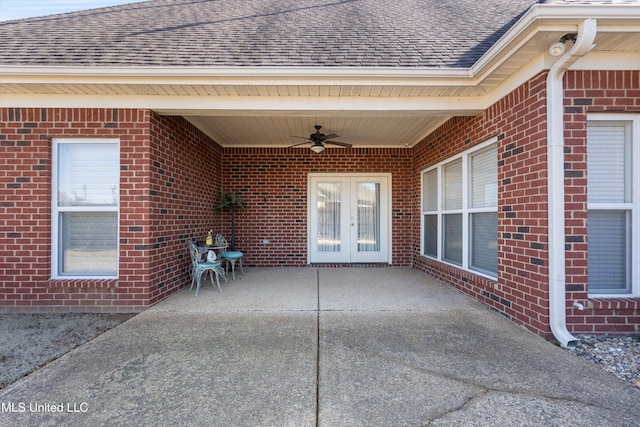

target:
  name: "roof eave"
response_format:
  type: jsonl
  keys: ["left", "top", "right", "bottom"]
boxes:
{"left": 472, "top": 3, "right": 640, "bottom": 77}
{"left": 0, "top": 65, "right": 478, "bottom": 89}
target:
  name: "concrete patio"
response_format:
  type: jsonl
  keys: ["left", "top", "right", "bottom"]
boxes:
{"left": 1, "top": 268, "right": 638, "bottom": 426}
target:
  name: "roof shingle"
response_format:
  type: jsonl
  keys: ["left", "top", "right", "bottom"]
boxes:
{"left": 0, "top": 0, "right": 539, "bottom": 68}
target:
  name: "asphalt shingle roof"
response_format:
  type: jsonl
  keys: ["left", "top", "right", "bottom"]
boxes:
{"left": 0, "top": 0, "right": 547, "bottom": 68}
{"left": 6, "top": 0, "right": 633, "bottom": 70}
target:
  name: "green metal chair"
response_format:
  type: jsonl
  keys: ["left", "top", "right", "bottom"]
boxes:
{"left": 188, "top": 240, "right": 226, "bottom": 295}
{"left": 215, "top": 234, "right": 245, "bottom": 280}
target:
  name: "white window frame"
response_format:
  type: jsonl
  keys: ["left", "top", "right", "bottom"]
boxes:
{"left": 587, "top": 114, "right": 639, "bottom": 298}
{"left": 51, "top": 138, "right": 120, "bottom": 279}
{"left": 421, "top": 137, "right": 498, "bottom": 279}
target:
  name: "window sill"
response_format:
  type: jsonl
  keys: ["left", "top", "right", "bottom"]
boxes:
{"left": 421, "top": 254, "right": 498, "bottom": 281}
{"left": 588, "top": 297, "right": 640, "bottom": 311}
{"left": 48, "top": 279, "right": 118, "bottom": 289}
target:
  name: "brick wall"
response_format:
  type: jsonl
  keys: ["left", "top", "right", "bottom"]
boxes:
{"left": 413, "top": 73, "right": 555, "bottom": 338}
{"left": 2, "top": 71, "right": 637, "bottom": 330}
{"left": 147, "top": 114, "right": 223, "bottom": 304}
{"left": 413, "top": 70, "right": 640, "bottom": 338}
{"left": 0, "top": 108, "right": 221, "bottom": 312}
{"left": 220, "top": 147, "right": 413, "bottom": 267}
{"left": 563, "top": 70, "right": 640, "bottom": 334}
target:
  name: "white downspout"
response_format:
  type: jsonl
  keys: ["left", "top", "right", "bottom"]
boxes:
{"left": 547, "top": 19, "right": 597, "bottom": 348}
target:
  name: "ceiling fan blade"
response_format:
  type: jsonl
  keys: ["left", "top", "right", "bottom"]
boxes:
{"left": 325, "top": 140, "right": 352, "bottom": 148}
{"left": 287, "top": 141, "right": 312, "bottom": 148}
{"left": 323, "top": 133, "right": 339, "bottom": 140}
{"left": 290, "top": 135, "right": 312, "bottom": 140}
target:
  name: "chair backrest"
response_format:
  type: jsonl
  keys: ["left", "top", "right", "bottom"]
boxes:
{"left": 187, "top": 240, "right": 200, "bottom": 266}
{"left": 215, "top": 234, "right": 228, "bottom": 246}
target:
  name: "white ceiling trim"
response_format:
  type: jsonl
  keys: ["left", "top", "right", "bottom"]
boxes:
{"left": 0, "top": 93, "right": 486, "bottom": 114}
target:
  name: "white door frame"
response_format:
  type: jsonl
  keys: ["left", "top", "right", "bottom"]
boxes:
{"left": 307, "top": 173, "right": 392, "bottom": 264}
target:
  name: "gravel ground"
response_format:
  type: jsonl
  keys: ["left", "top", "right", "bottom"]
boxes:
{"left": 0, "top": 313, "right": 133, "bottom": 389}
{"left": 1, "top": 314, "right": 638, "bottom": 390}
{"left": 563, "top": 334, "right": 640, "bottom": 389}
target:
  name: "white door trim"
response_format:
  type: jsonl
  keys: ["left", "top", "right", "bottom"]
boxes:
{"left": 307, "top": 173, "right": 392, "bottom": 264}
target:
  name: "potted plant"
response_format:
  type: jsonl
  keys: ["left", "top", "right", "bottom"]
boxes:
{"left": 215, "top": 192, "right": 246, "bottom": 251}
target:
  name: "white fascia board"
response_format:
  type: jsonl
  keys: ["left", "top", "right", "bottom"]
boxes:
{"left": 0, "top": 66, "right": 476, "bottom": 87}
{"left": 0, "top": 93, "right": 486, "bottom": 115}
{"left": 529, "top": 4, "right": 640, "bottom": 20}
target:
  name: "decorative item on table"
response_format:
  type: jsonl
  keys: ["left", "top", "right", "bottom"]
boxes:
{"left": 205, "top": 229, "right": 213, "bottom": 246}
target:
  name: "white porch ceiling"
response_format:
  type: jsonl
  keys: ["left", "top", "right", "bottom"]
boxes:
{"left": 184, "top": 115, "right": 451, "bottom": 148}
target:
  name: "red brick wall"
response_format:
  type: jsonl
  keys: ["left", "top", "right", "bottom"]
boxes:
{"left": 413, "top": 73, "right": 554, "bottom": 338}
{"left": 220, "top": 147, "right": 413, "bottom": 267}
{"left": 147, "top": 114, "right": 223, "bottom": 304}
{"left": 2, "top": 71, "right": 637, "bottom": 333}
{"left": 563, "top": 70, "right": 640, "bottom": 334}
{"left": 413, "top": 70, "right": 640, "bottom": 338}
{"left": 0, "top": 108, "right": 222, "bottom": 312}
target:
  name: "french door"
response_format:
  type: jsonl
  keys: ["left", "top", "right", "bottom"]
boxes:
{"left": 309, "top": 174, "right": 391, "bottom": 263}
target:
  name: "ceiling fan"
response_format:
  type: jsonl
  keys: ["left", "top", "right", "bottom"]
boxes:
{"left": 288, "top": 125, "right": 352, "bottom": 153}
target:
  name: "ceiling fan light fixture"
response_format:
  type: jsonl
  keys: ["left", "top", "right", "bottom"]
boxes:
{"left": 310, "top": 143, "right": 325, "bottom": 153}
{"left": 287, "top": 126, "right": 350, "bottom": 152}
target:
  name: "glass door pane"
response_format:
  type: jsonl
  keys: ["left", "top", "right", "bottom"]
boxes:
{"left": 350, "top": 177, "right": 389, "bottom": 263}
{"left": 317, "top": 182, "right": 342, "bottom": 252}
{"left": 356, "top": 182, "right": 380, "bottom": 252}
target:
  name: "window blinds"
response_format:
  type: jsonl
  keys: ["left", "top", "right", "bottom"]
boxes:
{"left": 587, "top": 123, "right": 629, "bottom": 203}
{"left": 587, "top": 121, "right": 631, "bottom": 293}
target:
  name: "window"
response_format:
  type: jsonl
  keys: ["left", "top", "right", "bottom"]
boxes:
{"left": 52, "top": 139, "right": 119, "bottom": 278}
{"left": 421, "top": 138, "right": 498, "bottom": 277}
{"left": 587, "top": 115, "right": 639, "bottom": 296}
